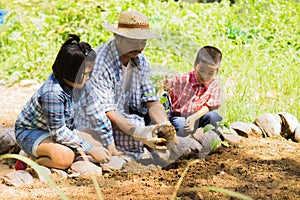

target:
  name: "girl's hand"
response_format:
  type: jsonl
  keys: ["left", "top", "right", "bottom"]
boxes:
{"left": 89, "top": 146, "right": 111, "bottom": 164}
{"left": 107, "top": 143, "right": 123, "bottom": 156}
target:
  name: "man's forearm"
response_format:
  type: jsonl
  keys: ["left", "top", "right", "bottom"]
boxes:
{"left": 106, "top": 110, "right": 135, "bottom": 135}
{"left": 147, "top": 102, "right": 169, "bottom": 124}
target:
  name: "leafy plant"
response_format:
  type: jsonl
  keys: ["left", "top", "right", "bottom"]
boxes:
{"left": 203, "top": 121, "right": 230, "bottom": 149}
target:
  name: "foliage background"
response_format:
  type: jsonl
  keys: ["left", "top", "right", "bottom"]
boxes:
{"left": 0, "top": 0, "right": 299, "bottom": 123}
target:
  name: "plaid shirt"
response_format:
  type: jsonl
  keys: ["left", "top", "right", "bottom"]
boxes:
{"left": 90, "top": 39, "right": 159, "bottom": 157}
{"left": 14, "top": 73, "right": 92, "bottom": 153}
{"left": 164, "top": 70, "right": 221, "bottom": 117}
{"left": 73, "top": 81, "right": 114, "bottom": 147}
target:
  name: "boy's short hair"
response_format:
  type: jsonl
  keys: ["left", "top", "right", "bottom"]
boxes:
{"left": 52, "top": 34, "right": 96, "bottom": 84}
{"left": 195, "top": 46, "right": 222, "bottom": 67}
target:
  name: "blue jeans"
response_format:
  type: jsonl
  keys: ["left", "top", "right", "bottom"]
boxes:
{"left": 169, "top": 111, "right": 222, "bottom": 137}
{"left": 16, "top": 129, "right": 51, "bottom": 158}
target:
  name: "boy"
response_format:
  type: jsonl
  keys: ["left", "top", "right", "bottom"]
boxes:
{"left": 163, "top": 46, "right": 223, "bottom": 137}
{"left": 14, "top": 34, "right": 114, "bottom": 170}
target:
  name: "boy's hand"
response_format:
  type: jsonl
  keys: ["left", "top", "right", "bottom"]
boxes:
{"left": 133, "top": 125, "right": 167, "bottom": 150}
{"left": 184, "top": 115, "right": 197, "bottom": 132}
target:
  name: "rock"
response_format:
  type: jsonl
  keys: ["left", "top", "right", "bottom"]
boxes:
{"left": 101, "top": 155, "right": 133, "bottom": 170}
{"left": 254, "top": 113, "right": 282, "bottom": 137}
{"left": 294, "top": 124, "right": 300, "bottom": 142}
{"left": 69, "top": 161, "right": 102, "bottom": 176}
{"left": 193, "top": 128, "right": 222, "bottom": 158}
{"left": 31, "top": 166, "right": 52, "bottom": 182}
{"left": 0, "top": 126, "right": 19, "bottom": 154}
{"left": 230, "top": 121, "right": 263, "bottom": 138}
{"left": 249, "top": 123, "right": 263, "bottom": 137}
{"left": 230, "top": 121, "right": 253, "bottom": 137}
{"left": 0, "top": 170, "right": 34, "bottom": 187}
{"left": 50, "top": 168, "right": 69, "bottom": 178}
{"left": 278, "top": 112, "right": 299, "bottom": 139}
{"left": 217, "top": 126, "right": 242, "bottom": 144}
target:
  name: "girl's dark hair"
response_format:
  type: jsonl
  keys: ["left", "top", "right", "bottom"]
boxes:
{"left": 52, "top": 34, "right": 97, "bottom": 83}
{"left": 195, "top": 46, "right": 222, "bottom": 66}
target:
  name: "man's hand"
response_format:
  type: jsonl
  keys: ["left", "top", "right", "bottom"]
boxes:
{"left": 133, "top": 125, "right": 167, "bottom": 150}
{"left": 158, "top": 121, "right": 178, "bottom": 145}
{"left": 89, "top": 146, "right": 112, "bottom": 164}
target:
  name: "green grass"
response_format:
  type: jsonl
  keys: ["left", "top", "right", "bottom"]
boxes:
{"left": 1, "top": 0, "right": 299, "bottom": 123}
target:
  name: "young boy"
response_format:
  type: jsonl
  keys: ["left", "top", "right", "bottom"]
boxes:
{"left": 14, "top": 34, "right": 115, "bottom": 170}
{"left": 163, "top": 46, "right": 223, "bottom": 137}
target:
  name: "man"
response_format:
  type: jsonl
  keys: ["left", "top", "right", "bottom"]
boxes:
{"left": 90, "top": 10, "right": 175, "bottom": 159}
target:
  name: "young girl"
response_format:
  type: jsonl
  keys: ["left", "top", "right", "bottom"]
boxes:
{"left": 14, "top": 34, "right": 113, "bottom": 170}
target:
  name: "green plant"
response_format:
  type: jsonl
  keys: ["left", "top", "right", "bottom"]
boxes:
{"left": 203, "top": 121, "right": 230, "bottom": 149}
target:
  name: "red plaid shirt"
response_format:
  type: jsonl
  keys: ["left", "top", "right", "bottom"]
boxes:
{"left": 163, "top": 70, "right": 221, "bottom": 117}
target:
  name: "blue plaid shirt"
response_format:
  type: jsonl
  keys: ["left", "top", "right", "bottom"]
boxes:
{"left": 91, "top": 39, "right": 159, "bottom": 113}
{"left": 90, "top": 39, "right": 159, "bottom": 157}
{"left": 15, "top": 73, "right": 92, "bottom": 153}
{"left": 73, "top": 81, "right": 114, "bottom": 147}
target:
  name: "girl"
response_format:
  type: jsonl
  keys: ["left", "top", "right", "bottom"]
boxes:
{"left": 15, "top": 34, "right": 113, "bottom": 170}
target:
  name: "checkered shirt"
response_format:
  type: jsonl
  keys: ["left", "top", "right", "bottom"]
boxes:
{"left": 73, "top": 81, "right": 114, "bottom": 147}
{"left": 90, "top": 39, "right": 159, "bottom": 158}
{"left": 14, "top": 73, "right": 92, "bottom": 153}
{"left": 164, "top": 70, "right": 222, "bottom": 117}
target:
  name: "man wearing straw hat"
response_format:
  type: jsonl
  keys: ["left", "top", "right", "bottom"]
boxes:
{"left": 89, "top": 10, "right": 180, "bottom": 160}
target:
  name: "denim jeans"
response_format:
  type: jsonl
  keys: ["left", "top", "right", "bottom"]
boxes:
{"left": 16, "top": 129, "right": 51, "bottom": 158}
{"left": 169, "top": 111, "right": 222, "bottom": 137}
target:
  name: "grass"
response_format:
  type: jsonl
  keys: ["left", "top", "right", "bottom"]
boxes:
{"left": 1, "top": 0, "right": 298, "bottom": 124}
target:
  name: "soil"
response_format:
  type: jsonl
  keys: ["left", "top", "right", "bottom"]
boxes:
{"left": 0, "top": 83, "right": 300, "bottom": 200}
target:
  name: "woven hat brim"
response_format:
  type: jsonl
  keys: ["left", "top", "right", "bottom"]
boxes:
{"left": 103, "top": 24, "right": 162, "bottom": 40}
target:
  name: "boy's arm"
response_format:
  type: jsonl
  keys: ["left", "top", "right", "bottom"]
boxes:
{"left": 185, "top": 78, "right": 223, "bottom": 132}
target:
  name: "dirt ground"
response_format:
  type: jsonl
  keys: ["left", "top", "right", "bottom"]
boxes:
{"left": 0, "top": 83, "right": 299, "bottom": 200}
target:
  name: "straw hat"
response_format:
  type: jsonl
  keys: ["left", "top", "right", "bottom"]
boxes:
{"left": 103, "top": 10, "right": 162, "bottom": 39}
